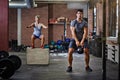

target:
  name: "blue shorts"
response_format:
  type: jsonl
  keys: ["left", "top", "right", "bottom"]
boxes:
{"left": 69, "top": 39, "right": 89, "bottom": 50}
{"left": 33, "top": 34, "right": 41, "bottom": 39}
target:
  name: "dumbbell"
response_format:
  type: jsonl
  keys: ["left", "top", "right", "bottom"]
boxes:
{"left": 0, "top": 55, "right": 22, "bottom": 79}
{"left": 77, "top": 46, "right": 83, "bottom": 54}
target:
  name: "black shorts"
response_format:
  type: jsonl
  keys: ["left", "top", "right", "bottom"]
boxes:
{"left": 69, "top": 39, "right": 89, "bottom": 50}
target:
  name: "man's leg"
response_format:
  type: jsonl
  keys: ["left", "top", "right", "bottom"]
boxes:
{"left": 68, "top": 48, "right": 75, "bottom": 67}
{"left": 66, "top": 39, "right": 76, "bottom": 72}
{"left": 66, "top": 48, "right": 74, "bottom": 72}
{"left": 84, "top": 48, "right": 92, "bottom": 72}
{"left": 84, "top": 48, "right": 90, "bottom": 68}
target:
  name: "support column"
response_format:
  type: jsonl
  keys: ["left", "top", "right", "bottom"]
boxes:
{"left": 102, "top": 0, "right": 106, "bottom": 80}
{"left": 17, "top": 8, "right": 21, "bottom": 46}
{"left": 0, "top": 0, "right": 9, "bottom": 51}
{"left": 118, "top": 0, "right": 120, "bottom": 79}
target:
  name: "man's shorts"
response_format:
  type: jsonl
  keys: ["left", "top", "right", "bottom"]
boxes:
{"left": 69, "top": 39, "right": 89, "bottom": 50}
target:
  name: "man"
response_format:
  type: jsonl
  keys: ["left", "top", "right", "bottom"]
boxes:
{"left": 26, "top": 15, "right": 47, "bottom": 49}
{"left": 66, "top": 10, "right": 92, "bottom": 72}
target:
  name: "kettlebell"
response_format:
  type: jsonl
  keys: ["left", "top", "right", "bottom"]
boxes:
{"left": 77, "top": 46, "right": 83, "bottom": 54}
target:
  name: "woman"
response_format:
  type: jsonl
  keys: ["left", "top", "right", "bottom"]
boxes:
{"left": 26, "top": 15, "right": 47, "bottom": 48}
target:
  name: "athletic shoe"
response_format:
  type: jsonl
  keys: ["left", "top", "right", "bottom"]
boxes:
{"left": 85, "top": 66, "right": 92, "bottom": 72}
{"left": 40, "top": 45, "right": 44, "bottom": 49}
{"left": 66, "top": 66, "right": 72, "bottom": 72}
{"left": 31, "top": 45, "right": 34, "bottom": 49}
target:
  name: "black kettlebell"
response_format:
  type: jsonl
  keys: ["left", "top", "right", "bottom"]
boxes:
{"left": 77, "top": 46, "right": 83, "bottom": 54}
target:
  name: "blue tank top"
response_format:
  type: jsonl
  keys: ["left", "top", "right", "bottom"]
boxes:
{"left": 33, "top": 23, "right": 42, "bottom": 37}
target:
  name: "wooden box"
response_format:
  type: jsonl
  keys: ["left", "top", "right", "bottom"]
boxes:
{"left": 27, "top": 48, "right": 49, "bottom": 65}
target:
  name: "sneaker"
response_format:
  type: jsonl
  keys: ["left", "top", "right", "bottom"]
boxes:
{"left": 66, "top": 66, "right": 72, "bottom": 72}
{"left": 31, "top": 45, "right": 35, "bottom": 49}
{"left": 40, "top": 45, "right": 44, "bottom": 49}
{"left": 85, "top": 66, "right": 92, "bottom": 72}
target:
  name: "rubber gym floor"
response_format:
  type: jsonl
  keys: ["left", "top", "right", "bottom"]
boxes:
{"left": 7, "top": 51, "right": 118, "bottom": 80}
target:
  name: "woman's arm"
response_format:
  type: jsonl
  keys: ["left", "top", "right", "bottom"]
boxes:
{"left": 26, "top": 23, "right": 34, "bottom": 28}
{"left": 41, "top": 23, "right": 48, "bottom": 29}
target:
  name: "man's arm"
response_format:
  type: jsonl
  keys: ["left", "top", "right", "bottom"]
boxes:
{"left": 80, "top": 27, "right": 88, "bottom": 46}
{"left": 70, "top": 26, "right": 80, "bottom": 46}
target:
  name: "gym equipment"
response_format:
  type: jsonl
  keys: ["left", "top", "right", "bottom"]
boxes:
{"left": 89, "top": 36, "right": 102, "bottom": 57}
{"left": 50, "top": 41, "right": 56, "bottom": 45}
{"left": 8, "top": 55, "right": 22, "bottom": 70}
{"left": 65, "top": 38, "right": 70, "bottom": 43}
{"left": 0, "top": 52, "right": 22, "bottom": 79}
{"left": 49, "top": 41, "right": 56, "bottom": 52}
{"left": 49, "top": 45, "right": 55, "bottom": 50}
{"left": 27, "top": 48, "right": 49, "bottom": 65}
{"left": 56, "top": 40, "right": 63, "bottom": 45}
{"left": 62, "top": 41, "right": 69, "bottom": 51}
{"left": 44, "top": 44, "right": 49, "bottom": 48}
{"left": 54, "top": 44, "right": 58, "bottom": 49}
{"left": 0, "top": 51, "right": 9, "bottom": 59}
{"left": 0, "top": 59, "right": 15, "bottom": 79}
{"left": 77, "top": 46, "right": 83, "bottom": 54}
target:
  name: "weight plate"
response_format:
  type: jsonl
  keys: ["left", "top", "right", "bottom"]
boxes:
{"left": 8, "top": 55, "right": 22, "bottom": 70}
{"left": 0, "top": 51, "right": 9, "bottom": 60}
{"left": 0, "top": 59, "right": 15, "bottom": 79}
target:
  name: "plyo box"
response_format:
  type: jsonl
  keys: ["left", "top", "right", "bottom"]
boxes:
{"left": 27, "top": 48, "right": 49, "bottom": 65}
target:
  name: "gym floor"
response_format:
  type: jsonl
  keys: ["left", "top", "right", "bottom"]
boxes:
{"left": 8, "top": 51, "right": 118, "bottom": 80}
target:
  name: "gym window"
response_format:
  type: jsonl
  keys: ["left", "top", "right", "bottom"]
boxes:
{"left": 108, "top": 0, "right": 118, "bottom": 38}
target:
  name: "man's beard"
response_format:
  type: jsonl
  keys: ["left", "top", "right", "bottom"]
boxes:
{"left": 79, "top": 17, "right": 82, "bottom": 20}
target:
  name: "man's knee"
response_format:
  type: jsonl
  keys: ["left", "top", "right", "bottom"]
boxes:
{"left": 84, "top": 48, "right": 89, "bottom": 54}
{"left": 68, "top": 48, "right": 74, "bottom": 55}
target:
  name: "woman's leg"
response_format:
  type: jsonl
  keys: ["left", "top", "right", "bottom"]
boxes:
{"left": 31, "top": 35, "right": 36, "bottom": 48}
{"left": 39, "top": 34, "right": 45, "bottom": 48}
